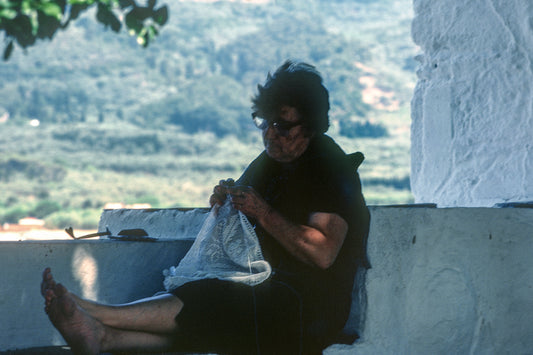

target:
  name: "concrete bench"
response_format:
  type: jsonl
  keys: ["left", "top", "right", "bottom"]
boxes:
{"left": 1, "top": 206, "right": 532, "bottom": 354}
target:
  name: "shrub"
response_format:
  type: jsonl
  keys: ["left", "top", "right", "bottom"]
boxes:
{"left": 45, "top": 209, "right": 100, "bottom": 230}
{"left": 31, "top": 200, "right": 62, "bottom": 219}
{"left": 0, "top": 158, "right": 67, "bottom": 182}
{"left": 339, "top": 120, "right": 388, "bottom": 138}
{"left": 1, "top": 206, "right": 30, "bottom": 224}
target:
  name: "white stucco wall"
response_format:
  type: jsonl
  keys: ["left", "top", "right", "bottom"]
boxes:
{"left": 1, "top": 206, "right": 532, "bottom": 354}
{"left": 97, "top": 207, "right": 209, "bottom": 240}
{"left": 410, "top": 0, "right": 533, "bottom": 206}
{"left": 0, "top": 238, "right": 194, "bottom": 352}
{"left": 328, "top": 206, "right": 533, "bottom": 355}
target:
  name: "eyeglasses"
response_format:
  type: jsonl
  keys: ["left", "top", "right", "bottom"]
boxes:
{"left": 252, "top": 114, "right": 303, "bottom": 137}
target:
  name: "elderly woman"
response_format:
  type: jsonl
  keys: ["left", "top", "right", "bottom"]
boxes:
{"left": 41, "top": 61, "right": 370, "bottom": 355}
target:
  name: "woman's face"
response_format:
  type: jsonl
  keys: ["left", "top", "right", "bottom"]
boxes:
{"left": 262, "top": 105, "right": 312, "bottom": 163}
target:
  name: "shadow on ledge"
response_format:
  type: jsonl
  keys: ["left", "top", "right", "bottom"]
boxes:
{"left": 0, "top": 347, "right": 71, "bottom": 355}
{"left": 0, "top": 347, "right": 195, "bottom": 355}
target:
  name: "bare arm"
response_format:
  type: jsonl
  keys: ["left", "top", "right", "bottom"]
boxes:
{"left": 228, "top": 186, "right": 348, "bottom": 269}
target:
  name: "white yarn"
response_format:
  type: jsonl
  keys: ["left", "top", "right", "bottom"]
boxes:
{"left": 163, "top": 199, "right": 272, "bottom": 291}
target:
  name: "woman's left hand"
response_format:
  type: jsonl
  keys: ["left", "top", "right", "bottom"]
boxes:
{"left": 227, "top": 185, "right": 271, "bottom": 220}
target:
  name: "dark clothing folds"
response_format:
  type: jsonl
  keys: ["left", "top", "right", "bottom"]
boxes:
{"left": 171, "top": 134, "right": 369, "bottom": 354}
{"left": 238, "top": 134, "right": 370, "bottom": 342}
{"left": 172, "top": 278, "right": 303, "bottom": 354}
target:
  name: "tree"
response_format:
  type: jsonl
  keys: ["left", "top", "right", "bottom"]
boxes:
{"left": 0, "top": 0, "right": 168, "bottom": 60}
{"left": 339, "top": 119, "right": 389, "bottom": 139}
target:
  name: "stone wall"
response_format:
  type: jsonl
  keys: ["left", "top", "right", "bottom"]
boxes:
{"left": 0, "top": 238, "right": 193, "bottom": 352}
{"left": 1, "top": 206, "right": 532, "bottom": 354}
{"left": 410, "top": 0, "right": 533, "bottom": 206}
{"left": 327, "top": 206, "right": 533, "bottom": 354}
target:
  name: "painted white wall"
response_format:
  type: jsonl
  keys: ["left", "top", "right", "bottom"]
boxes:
{"left": 327, "top": 206, "right": 533, "bottom": 354}
{"left": 410, "top": 0, "right": 533, "bottom": 206}
{"left": 97, "top": 207, "right": 209, "bottom": 240}
{"left": 1, "top": 207, "right": 532, "bottom": 354}
{"left": 0, "top": 238, "right": 193, "bottom": 352}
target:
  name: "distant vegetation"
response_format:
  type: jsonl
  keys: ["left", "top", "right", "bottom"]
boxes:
{"left": 339, "top": 120, "right": 389, "bottom": 138}
{"left": 0, "top": 0, "right": 169, "bottom": 60}
{"left": 2, "top": 1, "right": 375, "bottom": 136}
{"left": 0, "top": 0, "right": 418, "bottom": 230}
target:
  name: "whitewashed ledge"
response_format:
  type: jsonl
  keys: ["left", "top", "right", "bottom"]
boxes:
{"left": 1, "top": 206, "right": 532, "bottom": 354}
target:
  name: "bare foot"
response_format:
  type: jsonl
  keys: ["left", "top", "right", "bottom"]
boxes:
{"left": 41, "top": 268, "right": 105, "bottom": 355}
{"left": 42, "top": 267, "right": 60, "bottom": 313}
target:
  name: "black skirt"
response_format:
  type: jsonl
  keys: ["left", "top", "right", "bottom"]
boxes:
{"left": 169, "top": 278, "right": 308, "bottom": 355}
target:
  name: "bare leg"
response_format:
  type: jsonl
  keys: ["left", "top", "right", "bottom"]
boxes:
{"left": 42, "top": 268, "right": 183, "bottom": 333}
{"left": 41, "top": 268, "right": 183, "bottom": 354}
{"left": 100, "top": 327, "right": 176, "bottom": 354}
{"left": 73, "top": 293, "right": 183, "bottom": 333}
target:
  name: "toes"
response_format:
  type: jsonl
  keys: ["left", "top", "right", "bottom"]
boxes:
{"left": 41, "top": 280, "right": 52, "bottom": 296}
{"left": 45, "top": 288, "right": 56, "bottom": 307}
{"left": 42, "top": 267, "right": 52, "bottom": 282}
{"left": 41, "top": 268, "right": 56, "bottom": 296}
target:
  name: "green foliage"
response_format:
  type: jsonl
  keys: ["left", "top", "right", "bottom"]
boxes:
{"left": 2, "top": 206, "right": 30, "bottom": 223}
{"left": 339, "top": 119, "right": 389, "bottom": 138}
{"left": 31, "top": 199, "right": 61, "bottom": 219}
{"left": 0, "top": 198, "right": 61, "bottom": 223}
{"left": 0, "top": 0, "right": 168, "bottom": 60}
{"left": 0, "top": 157, "right": 67, "bottom": 182}
{"left": 125, "top": 193, "right": 159, "bottom": 206}
{"left": 0, "top": 1, "right": 402, "bottom": 138}
{"left": 365, "top": 176, "right": 410, "bottom": 190}
{"left": 0, "top": 0, "right": 418, "bottom": 231}
{"left": 44, "top": 208, "right": 101, "bottom": 229}
{"left": 137, "top": 74, "right": 250, "bottom": 136}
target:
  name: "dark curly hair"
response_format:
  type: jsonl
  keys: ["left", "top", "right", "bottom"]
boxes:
{"left": 251, "top": 60, "right": 330, "bottom": 135}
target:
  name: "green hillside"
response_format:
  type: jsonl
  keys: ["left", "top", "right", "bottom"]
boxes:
{"left": 0, "top": 0, "right": 418, "bottom": 229}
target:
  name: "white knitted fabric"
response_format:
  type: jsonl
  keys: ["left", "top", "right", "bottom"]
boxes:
{"left": 163, "top": 200, "right": 272, "bottom": 291}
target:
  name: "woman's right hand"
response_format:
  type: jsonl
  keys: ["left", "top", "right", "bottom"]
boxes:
{"left": 209, "top": 178, "right": 235, "bottom": 206}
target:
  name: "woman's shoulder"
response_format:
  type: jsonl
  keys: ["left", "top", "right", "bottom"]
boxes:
{"left": 305, "top": 135, "right": 359, "bottom": 174}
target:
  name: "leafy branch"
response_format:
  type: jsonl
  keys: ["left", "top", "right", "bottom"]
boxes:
{"left": 0, "top": 0, "right": 168, "bottom": 60}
